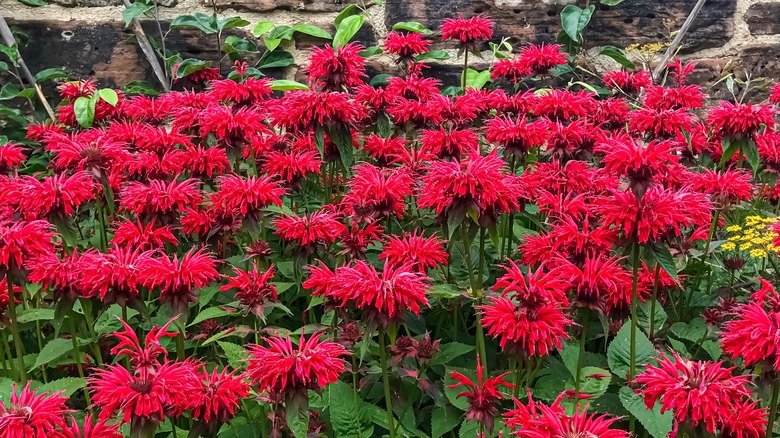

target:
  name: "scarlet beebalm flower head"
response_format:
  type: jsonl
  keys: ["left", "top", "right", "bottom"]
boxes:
{"left": 191, "top": 367, "right": 250, "bottom": 426}
{"left": 77, "top": 247, "right": 148, "bottom": 304}
{"left": 635, "top": 352, "right": 752, "bottom": 434}
{"left": 111, "top": 218, "right": 177, "bottom": 250}
{"left": 491, "top": 57, "right": 531, "bottom": 83}
{"left": 418, "top": 151, "right": 524, "bottom": 227}
{"left": 272, "top": 90, "right": 366, "bottom": 132}
{"left": 720, "top": 398, "right": 769, "bottom": 438}
{"left": 110, "top": 317, "right": 178, "bottom": 374}
{"left": 0, "top": 219, "right": 56, "bottom": 270}
{"left": 420, "top": 127, "right": 479, "bottom": 160}
{"left": 629, "top": 107, "right": 693, "bottom": 138}
{"left": 273, "top": 210, "right": 346, "bottom": 248}
{"left": 262, "top": 149, "right": 321, "bottom": 188}
{"left": 384, "top": 31, "right": 431, "bottom": 59}
{"left": 361, "top": 134, "right": 406, "bottom": 165}
{"left": 441, "top": 14, "right": 494, "bottom": 47}
{"left": 379, "top": 231, "right": 448, "bottom": 272}
{"left": 17, "top": 172, "right": 96, "bottom": 218}
{"left": 50, "top": 415, "right": 122, "bottom": 438}
{"left": 595, "top": 137, "right": 680, "bottom": 198}
{"left": 708, "top": 101, "right": 776, "bottom": 139}
{"left": 212, "top": 174, "right": 285, "bottom": 216}
{"left": 549, "top": 217, "right": 617, "bottom": 264}
{"left": 58, "top": 79, "right": 96, "bottom": 99}
{"left": 448, "top": 357, "right": 513, "bottom": 433}
{"left": 137, "top": 248, "right": 220, "bottom": 313}
{"left": 198, "top": 104, "right": 271, "bottom": 144}
{"left": 603, "top": 70, "right": 651, "bottom": 94}
{"left": 690, "top": 168, "right": 754, "bottom": 208}
{"left": 221, "top": 262, "right": 278, "bottom": 316}
{"left": 338, "top": 221, "right": 384, "bottom": 259}
{"left": 486, "top": 116, "right": 550, "bottom": 159}
{"left": 25, "top": 250, "right": 83, "bottom": 301}
{"left": 519, "top": 43, "right": 567, "bottom": 77}
{"left": 0, "top": 141, "right": 25, "bottom": 172}
{"left": 493, "top": 261, "right": 570, "bottom": 307}
{"left": 208, "top": 77, "right": 272, "bottom": 106}
{"left": 246, "top": 331, "right": 348, "bottom": 398}
{"left": 560, "top": 255, "right": 634, "bottom": 313}
{"left": 181, "top": 145, "right": 230, "bottom": 178}
{"left": 667, "top": 58, "right": 696, "bottom": 85}
{"left": 720, "top": 280, "right": 780, "bottom": 371}
{"left": 48, "top": 132, "right": 130, "bottom": 177}
{"left": 306, "top": 43, "right": 366, "bottom": 91}
{"left": 643, "top": 85, "right": 705, "bottom": 111}
{"left": 89, "top": 360, "right": 201, "bottom": 424}
{"left": 0, "top": 383, "right": 70, "bottom": 438}
{"left": 120, "top": 178, "right": 202, "bottom": 219}
{"left": 534, "top": 89, "right": 593, "bottom": 122}
{"left": 521, "top": 159, "right": 617, "bottom": 199}
{"left": 122, "top": 96, "right": 174, "bottom": 124}
{"left": 590, "top": 98, "right": 630, "bottom": 129}
{"left": 597, "top": 186, "right": 711, "bottom": 244}
{"left": 770, "top": 83, "right": 780, "bottom": 105}
{"left": 341, "top": 164, "right": 414, "bottom": 222}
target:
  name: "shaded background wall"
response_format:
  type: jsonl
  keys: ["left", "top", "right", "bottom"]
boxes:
{"left": 4, "top": 0, "right": 780, "bottom": 93}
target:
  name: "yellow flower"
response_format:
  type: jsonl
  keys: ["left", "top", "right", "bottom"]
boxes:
{"left": 728, "top": 235, "right": 741, "bottom": 241}
{"left": 739, "top": 243, "right": 753, "bottom": 251}
{"left": 750, "top": 249, "right": 767, "bottom": 258}
{"left": 721, "top": 242, "right": 736, "bottom": 251}
{"left": 726, "top": 225, "right": 742, "bottom": 232}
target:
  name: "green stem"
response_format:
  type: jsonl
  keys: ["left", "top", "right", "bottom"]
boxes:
{"left": 176, "top": 329, "right": 185, "bottom": 362}
{"left": 688, "top": 211, "right": 720, "bottom": 309}
{"left": 768, "top": 377, "right": 780, "bottom": 438}
{"left": 0, "top": 332, "right": 10, "bottom": 378}
{"left": 378, "top": 330, "right": 396, "bottom": 438}
{"left": 460, "top": 225, "right": 476, "bottom": 290}
{"left": 6, "top": 277, "right": 27, "bottom": 383}
{"left": 573, "top": 310, "right": 589, "bottom": 407}
{"left": 629, "top": 241, "right": 641, "bottom": 433}
{"left": 68, "top": 315, "right": 91, "bottom": 406}
{"left": 33, "top": 289, "right": 47, "bottom": 383}
{"left": 461, "top": 50, "right": 469, "bottom": 90}
{"left": 649, "top": 265, "right": 661, "bottom": 339}
{"left": 94, "top": 190, "right": 108, "bottom": 251}
{"left": 80, "top": 299, "right": 103, "bottom": 366}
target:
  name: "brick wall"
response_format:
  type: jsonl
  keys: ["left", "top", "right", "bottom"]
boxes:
{"left": 4, "top": 0, "right": 780, "bottom": 93}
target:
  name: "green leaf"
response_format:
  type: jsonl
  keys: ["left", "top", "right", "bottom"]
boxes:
{"left": 98, "top": 88, "right": 118, "bottom": 106}
{"left": 328, "top": 381, "right": 373, "bottom": 437}
{"left": 197, "top": 285, "right": 221, "bottom": 310}
{"left": 174, "top": 58, "right": 212, "bottom": 79}
{"left": 360, "top": 46, "right": 383, "bottom": 57}
{"left": 34, "top": 67, "right": 69, "bottom": 83}
{"left": 217, "top": 341, "right": 249, "bottom": 370}
{"left": 39, "top": 377, "right": 85, "bottom": 397}
{"left": 415, "top": 49, "right": 449, "bottom": 61}
{"left": 719, "top": 137, "right": 740, "bottom": 167}
{"left": 170, "top": 13, "right": 218, "bottom": 34}
{"left": 286, "top": 395, "right": 309, "bottom": 438}
{"left": 258, "top": 50, "right": 294, "bottom": 69}
{"left": 702, "top": 340, "right": 722, "bottom": 360}
{"left": 636, "top": 301, "right": 667, "bottom": 336}
{"left": 444, "top": 367, "right": 473, "bottom": 411}
{"left": 743, "top": 139, "right": 760, "bottom": 175}
{"left": 223, "top": 36, "right": 260, "bottom": 55}
{"left": 94, "top": 304, "right": 138, "bottom": 335}
{"left": 607, "top": 318, "right": 656, "bottom": 378}
{"left": 669, "top": 317, "right": 707, "bottom": 343}
{"left": 334, "top": 4, "right": 359, "bottom": 28}
{"left": 0, "top": 84, "right": 26, "bottom": 100}
{"left": 571, "top": 366, "right": 611, "bottom": 399}
{"left": 73, "top": 95, "right": 96, "bottom": 128}
{"left": 464, "top": 68, "right": 492, "bottom": 90}
{"left": 122, "top": 2, "right": 152, "bottom": 27}
{"left": 17, "top": 308, "right": 55, "bottom": 324}
{"left": 600, "top": 0, "right": 624, "bottom": 5}
{"left": 325, "top": 124, "right": 354, "bottom": 172}
{"left": 121, "top": 80, "right": 159, "bottom": 96}
{"left": 431, "top": 406, "right": 461, "bottom": 438}
{"left": 619, "top": 386, "right": 673, "bottom": 438}
{"left": 560, "top": 5, "right": 595, "bottom": 43}
{"left": 253, "top": 20, "right": 274, "bottom": 37}
{"left": 291, "top": 24, "right": 332, "bottom": 39}
{"left": 0, "top": 44, "right": 19, "bottom": 67}
{"left": 268, "top": 25, "right": 295, "bottom": 41}
{"left": 333, "top": 15, "right": 364, "bottom": 49}
{"left": 392, "top": 21, "right": 433, "bottom": 35}
{"left": 188, "top": 306, "right": 233, "bottom": 327}
{"left": 599, "top": 45, "right": 635, "bottom": 69}
{"left": 218, "top": 17, "right": 250, "bottom": 31}
{"left": 270, "top": 79, "right": 309, "bottom": 91}
{"left": 649, "top": 243, "right": 679, "bottom": 283}
{"left": 263, "top": 37, "right": 282, "bottom": 52}
{"left": 18, "top": 0, "right": 48, "bottom": 5}
{"left": 31, "top": 338, "right": 72, "bottom": 371}
{"left": 428, "top": 342, "right": 474, "bottom": 366}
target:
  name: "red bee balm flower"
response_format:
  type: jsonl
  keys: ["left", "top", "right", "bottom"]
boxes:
{"left": 221, "top": 263, "right": 278, "bottom": 316}
{"left": 212, "top": 174, "right": 285, "bottom": 216}
{"left": 137, "top": 248, "right": 220, "bottom": 313}
{"left": 341, "top": 164, "right": 414, "bottom": 222}
{"left": 120, "top": 178, "right": 203, "bottom": 219}
{"left": 635, "top": 352, "right": 752, "bottom": 434}
{"left": 0, "top": 219, "right": 56, "bottom": 270}
{"left": 191, "top": 367, "right": 250, "bottom": 427}
{"left": 0, "top": 383, "right": 70, "bottom": 438}
{"left": 441, "top": 14, "right": 494, "bottom": 47}
{"left": 110, "top": 317, "right": 178, "bottom": 374}
{"left": 50, "top": 415, "right": 122, "bottom": 438}
{"left": 448, "top": 357, "right": 513, "bottom": 434}
{"left": 379, "top": 231, "right": 448, "bottom": 272}
{"left": 111, "top": 218, "right": 178, "bottom": 250}
{"left": 519, "top": 43, "right": 567, "bottom": 77}
{"left": 384, "top": 31, "right": 431, "bottom": 59}
{"left": 708, "top": 101, "right": 775, "bottom": 139}
{"left": 274, "top": 210, "right": 347, "bottom": 248}
{"left": 246, "top": 331, "right": 348, "bottom": 398}
{"left": 721, "top": 280, "right": 780, "bottom": 370}
{"left": 306, "top": 43, "right": 366, "bottom": 91}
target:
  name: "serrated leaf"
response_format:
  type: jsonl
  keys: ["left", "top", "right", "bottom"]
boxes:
{"left": 669, "top": 318, "right": 707, "bottom": 343}
{"left": 333, "top": 15, "right": 364, "bottom": 49}
{"left": 599, "top": 45, "right": 635, "bottom": 69}
{"left": 39, "top": 377, "right": 85, "bottom": 397}
{"left": 94, "top": 304, "right": 138, "bottom": 335}
{"left": 31, "top": 338, "right": 72, "bottom": 371}
{"left": 198, "top": 285, "right": 221, "bottom": 310}
{"left": 217, "top": 341, "right": 249, "bottom": 370}
{"left": 188, "top": 306, "right": 234, "bottom": 327}
{"left": 619, "top": 386, "right": 673, "bottom": 438}
{"left": 328, "top": 381, "right": 373, "bottom": 437}
{"left": 560, "top": 5, "right": 595, "bottom": 43}
{"left": 286, "top": 395, "right": 309, "bottom": 438}
{"left": 98, "top": 88, "right": 118, "bottom": 106}
{"left": 636, "top": 301, "right": 667, "bottom": 336}
{"left": 431, "top": 405, "right": 460, "bottom": 438}
{"left": 607, "top": 318, "right": 656, "bottom": 378}
{"left": 649, "top": 243, "right": 678, "bottom": 284}
{"left": 17, "top": 308, "right": 55, "bottom": 323}
{"left": 392, "top": 21, "right": 433, "bottom": 35}
{"left": 744, "top": 139, "right": 760, "bottom": 175}
{"left": 571, "top": 366, "right": 611, "bottom": 399}
{"left": 325, "top": 124, "right": 354, "bottom": 172}
{"left": 291, "top": 24, "right": 332, "bottom": 39}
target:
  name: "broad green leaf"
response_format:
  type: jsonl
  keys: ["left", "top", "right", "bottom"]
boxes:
{"left": 670, "top": 318, "right": 708, "bottom": 343}
{"left": 0, "top": 84, "right": 26, "bottom": 100}
{"left": 122, "top": 2, "right": 152, "bottom": 27}
{"left": 637, "top": 301, "right": 667, "bottom": 336}
{"left": 607, "top": 318, "right": 656, "bottom": 378}
{"left": 328, "top": 381, "right": 373, "bottom": 437}
{"left": 17, "top": 0, "right": 48, "bottom": 5}
{"left": 223, "top": 36, "right": 260, "bottom": 55}
{"left": 17, "top": 308, "right": 55, "bottom": 324}
{"left": 217, "top": 17, "right": 250, "bottom": 31}
{"left": 94, "top": 304, "right": 138, "bottom": 335}
{"left": 599, "top": 45, "right": 635, "bottom": 69}
{"left": 360, "top": 46, "right": 383, "bottom": 57}
{"left": 270, "top": 80, "right": 309, "bottom": 91}
{"left": 719, "top": 137, "right": 740, "bottom": 167}
{"left": 286, "top": 395, "right": 309, "bottom": 438}
{"left": 31, "top": 338, "right": 72, "bottom": 370}
{"left": 334, "top": 4, "right": 359, "bottom": 27}
{"left": 34, "top": 67, "right": 69, "bottom": 82}
{"left": 268, "top": 25, "right": 295, "bottom": 41}
{"left": 416, "top": 49, "right": 449, "bottom": 61}
{"left": 392, "top": 21, "right": 433, "bottom": 35}
{"left": 570, "top": 366, "right": 611, "bottom": 399}
{"left": 252, "top": 20, "right": 274, "bottom": 37}
{"left": 291, "top": 24, "right": 332, "bottom": 39}
{"left": 171, "top": 13, "right": 219, "bottom": 34}
{"left": 702, "top": 340, "right": 722, "bottom": 360}
{"left": 619, "top": 386, "right": 673, "bottom": 438}
{"left": 198, "top": 285, "right": 221, "bottom": 310}
{"left": 431, "top": 405, "right": 460, "bottom": 438}
{"left": 175, "top": 58, "right": 212, "bottom": 78}
{"left": 601, "top": 0, "right": 624, "bottom": 5}
{"left": 188, "top": 306, "right": 233, "bottom": 327}
{"left": 560, "top": 5, "right": 595, "bottom": 43}
{"left": 428, "top": 342, "right": 474, "bottom": 366}
{"left": 743, "top": 139, "right": 760, "bottom": 175}
{"left": 217, "top": 341, "right": 249, "bottom": 370}
{"left": 326, "top": 124, "right": 354, "bottom": 172}
{"left": 98, "top": 88, "right": 118, "bottom": 106}
{"left": 258, "top": 50, "right": 294, "bottom": 69}
{"left": 333, "top": 15, "right": 364, "bottom": 49}
{"left": 39, "top": 377, "right": 85, "bottom": 397}
{"left": 649, "top": 243, "right": 679, "bottom": 283}
{"left": 0, "top": 44, "right": 19, "bottom": 67}
{"left": 73, "top": 95, "right": 96, "bottom": 128}
{"left": 464, "top": 68, "right": 492, "bottom": 90}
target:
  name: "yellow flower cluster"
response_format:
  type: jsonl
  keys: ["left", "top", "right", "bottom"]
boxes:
{"left": 721, "top": 216, "right": 779, "bottom": 259}
{"left": 625, "top": 42, "right": 670, "bottom": 61}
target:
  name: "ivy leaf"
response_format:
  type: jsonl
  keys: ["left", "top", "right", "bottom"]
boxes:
{"left": 291, "top": 24, "right": 332, "bottom": 40}
{"left": 619, "top": 386, "right": 673, "bottom": 438}
{"left": 122, "top": 2, "right": 152, "bottom": 27}
{"left": 560, "top": 5, "right": 595, "bottom": 43}
{"left": 333, "top": 15, "right": 365, "bottom": 49}
{"left": 607, "top": 318, "right": 656, "bottom": 378}
{"left": 31, "top": 338, "right": 72, "bottom": 371}
{"left": 73, "top": 95, "right": 96, "bottom": 128}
